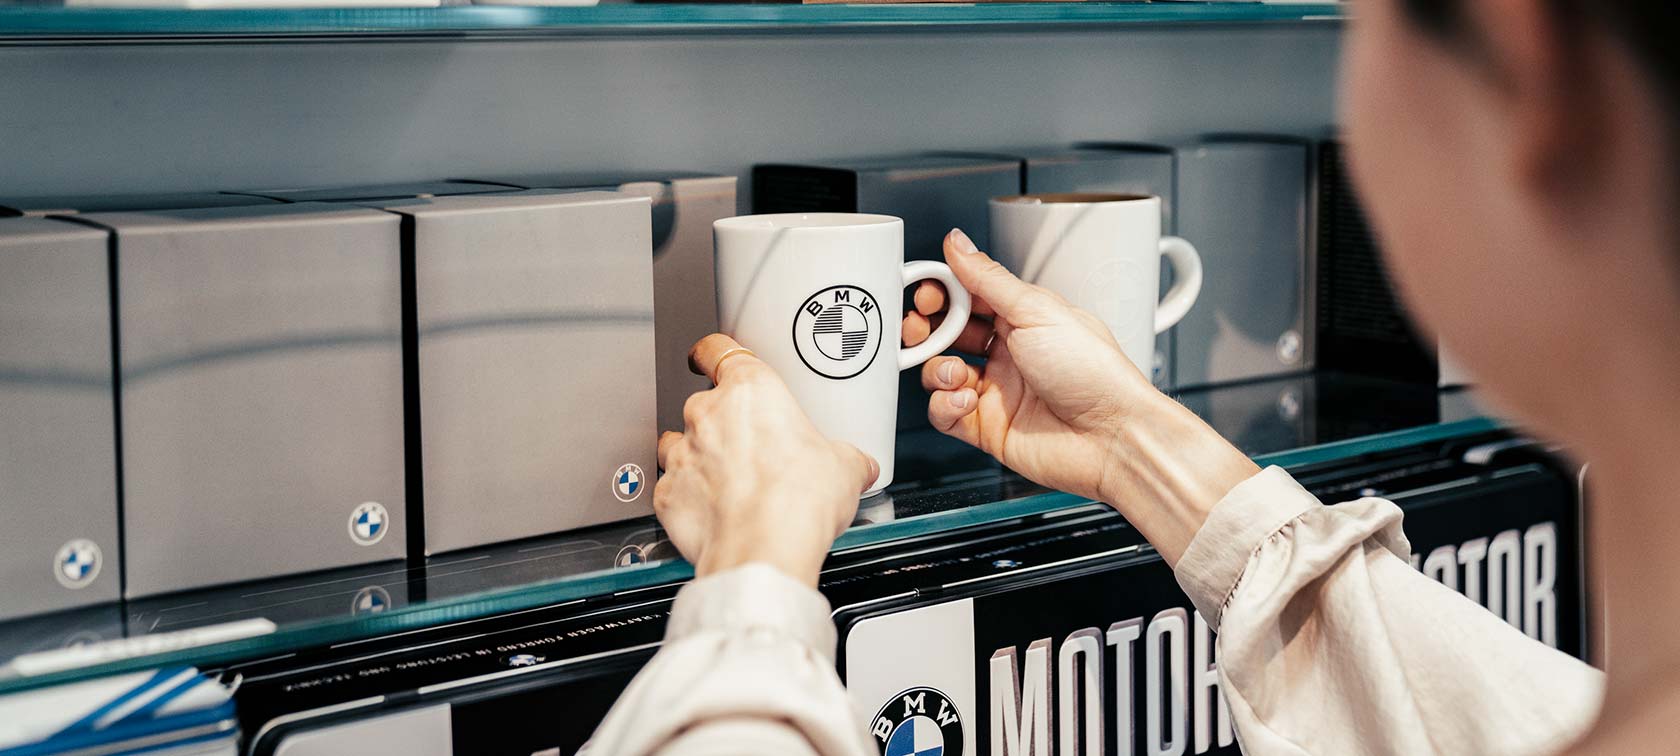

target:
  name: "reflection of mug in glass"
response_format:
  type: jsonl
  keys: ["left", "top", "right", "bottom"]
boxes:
{"left": 713, "top": 213, "right": 972, "bottom": 495}
{"left": 989, "top": 193, "right": 1203, "bottom": 375}
{"left": 854, "top": 492, "right": 897, "bottom": 525}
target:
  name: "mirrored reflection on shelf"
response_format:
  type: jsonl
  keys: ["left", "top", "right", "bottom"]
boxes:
{"left": 0, "top": 370, "right": 1486, "bottom": 690}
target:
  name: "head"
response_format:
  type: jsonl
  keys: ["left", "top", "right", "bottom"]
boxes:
{"left": 1342, "top": 0, "right": 1680, "bottom": 444}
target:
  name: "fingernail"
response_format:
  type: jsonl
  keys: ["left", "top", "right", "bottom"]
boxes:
{"left": 937, "top": 359, "right": 956, "bottom": 385}
{"left": 949, "top": 390, "right": 971, "bottom": 409}
{"left": 950, "top": 228, "right": 979, "bottom": 254}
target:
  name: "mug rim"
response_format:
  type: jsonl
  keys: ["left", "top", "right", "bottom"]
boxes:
{"left": 714, "top": 212, "right": 903, "bottom": 231}
{"left": 991, "top": 192, "right": 1158, "bottom": 205}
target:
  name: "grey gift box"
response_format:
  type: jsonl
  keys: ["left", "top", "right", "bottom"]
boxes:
{"left": 368, "top": 190, "right": 657, "bottom": 555}
{"left": 0, "top": 217, "right": 121, "bottom": 619}
{"left": 1169, "top": 138, "right": 1315, "bottom": 388}
{"left": 753, "top": 154, "right": 1019, "bottom": 260}
{"left": 81, "top": 203, "right": 408, "bottom": 598}
{"left": 454, "top": 171, "right": 737, "bottom": 436}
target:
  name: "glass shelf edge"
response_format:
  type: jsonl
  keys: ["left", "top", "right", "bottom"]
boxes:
{"left": 0, "top": 559, "right": 696, "bottom": 696}
{"left": 838, "top": 415, "right": 1508, "bottom": 551}
{"left": 1253, "top": 415, "right": 1503, "bottom": 470}
{"left": 0, "top": 411, "right": 1499, "bottom": 697}
{"left": 0, "top": 3, "right": 1344, "bottom": 42}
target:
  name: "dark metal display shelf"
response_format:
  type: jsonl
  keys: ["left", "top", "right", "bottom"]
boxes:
{"left": 0, "top": 372, "right": 1489, "bottom": 696}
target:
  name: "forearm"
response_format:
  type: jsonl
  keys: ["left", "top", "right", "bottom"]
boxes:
{"left": 587, "top": 564, "right": 873, "bottom": 756}
{"left": 1176, "top": 470, "right": 1603, "bottom": 755}
{"left": 1097, "top": 394, "right": 1260, "bottom": 568}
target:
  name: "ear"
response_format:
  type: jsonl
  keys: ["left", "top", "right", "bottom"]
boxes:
{"left": 1466, "top": 0, "right": 1607, "bottom": 198}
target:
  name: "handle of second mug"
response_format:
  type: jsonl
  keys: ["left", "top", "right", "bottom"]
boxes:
{"left": 899, "top": 260, "right": 973, "bottom": 371}
{"left": 1154, "top": 236, "right": 1204, "bottom": 334}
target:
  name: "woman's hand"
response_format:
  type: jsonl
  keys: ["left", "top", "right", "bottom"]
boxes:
{"left": 654, "top": 334, "right": 879, "bottom": 587}
{"left": 903, "top": 229, "right": 1259, "bottom": 565}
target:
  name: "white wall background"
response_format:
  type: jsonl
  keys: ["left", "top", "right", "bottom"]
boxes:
{"left": 0, "top": 25, "right": 1341, "bottom": 197}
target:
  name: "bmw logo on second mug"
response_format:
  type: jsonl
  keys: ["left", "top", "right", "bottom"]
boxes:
{"left": 713, "top": 213, "right": 972, "bottom": 494}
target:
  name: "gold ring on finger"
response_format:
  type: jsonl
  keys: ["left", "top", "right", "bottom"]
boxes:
{"left": 712, "top": 347, "right": 757, "bottom": 384}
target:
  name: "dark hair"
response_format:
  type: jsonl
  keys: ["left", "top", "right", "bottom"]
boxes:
{"left": 1400, "top": 0, "right": 1680, "bottom": 115}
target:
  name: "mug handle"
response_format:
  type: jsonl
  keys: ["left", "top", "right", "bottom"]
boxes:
{"left": 1154, "top": 236, "right": 1204, "bottom": 334}
{"left": 899, "top": 260, "right": 973, "bottom": 371}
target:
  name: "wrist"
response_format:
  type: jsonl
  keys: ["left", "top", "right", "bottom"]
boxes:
{"left": 1097, "top": 394, "right": 1260, "bottom": 567}
{"left": 694, "top": 510, "right": 832, "bottom": 587}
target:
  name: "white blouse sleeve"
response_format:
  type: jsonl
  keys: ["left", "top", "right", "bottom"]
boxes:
{"left": 585, "top": 563, "right": 875, "bottom": 756}
{"left": 1174, "top": 466, "right": 1605, "bottom": 756}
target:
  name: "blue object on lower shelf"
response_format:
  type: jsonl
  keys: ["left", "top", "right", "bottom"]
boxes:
{"left": 0, "top": 666, "right": 237, "bottom": 756}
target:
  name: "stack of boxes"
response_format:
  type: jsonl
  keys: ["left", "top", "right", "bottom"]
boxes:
{"left": 1, "top": 142, "right": 1426, "bottom": 617}
{"left": 0, "top": 174, "right": 734, "bottom": 613}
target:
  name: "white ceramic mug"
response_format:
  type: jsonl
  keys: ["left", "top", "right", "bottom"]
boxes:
{"left": 713, "top": 213, "right": 972, "bottom": 495}
{"left": 990, "top": 193, "right": 1203, "bottom": 376}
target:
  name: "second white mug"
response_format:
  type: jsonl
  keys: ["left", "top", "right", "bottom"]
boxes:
{"left": 989, "top": 193, "right": 1203, "bottom": 377}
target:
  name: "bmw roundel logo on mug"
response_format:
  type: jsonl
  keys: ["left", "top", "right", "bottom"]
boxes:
{"left": 794, "top": 285, "right": 883, "bottom": 380}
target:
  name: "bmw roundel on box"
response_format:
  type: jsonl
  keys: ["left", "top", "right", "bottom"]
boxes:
{"left": 54, "top": 538, "right": 102, "bottom": 589}
{"left": 347, "top": 502, "right": 388, "bottom": 547}
{"left": 614, "top": 463, "right": 646, "bottom": 503}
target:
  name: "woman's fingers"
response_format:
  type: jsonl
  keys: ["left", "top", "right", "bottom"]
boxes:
{"left": 951, "top": 317, "right": 995, "bottom": 355}
{"left": 921, "top": 355, "right": 980, "bottom": 393}
{"left": 833, "top": 441, "right": 881, "bottom": 494}
{"left": 902, "top": 310, "right": 932, "bottom": 347}
{"left": 927, "top": 388, "right": 981, "bottom": 445}
{"left": 905, "top": 312, "right": 993, "bottom": 353}
{"left": 944, "top": 229, "right": 1053, "bottom": 325}
{"left": 914, "top": 280, "right": 946, "bottom": 316}
{"left": 915, "top": 279, "right": 997, "bottom": 319}
{"left": 688, "top": 333, "right": 767, "bottom": 386}
{"left": 906, "top": 314, "right": 994, "bottom": 355}
{"left": 657, "top": 430, "right": 684, "bottom": 471}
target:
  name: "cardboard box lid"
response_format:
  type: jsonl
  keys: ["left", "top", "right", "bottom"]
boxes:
{"left": 453, "top": 170, "right": 732, "bottom": 191}
{"left": 227, "top": 181, "right": 516, "bottom": 204}
{"left": 0, "top": 192, "right": 281, "bottom": 217}
{"left": 758, "top": 152, "right": 1018, "bottom": 178}
{"left": 0, "top": 216, "right": 112, "bottom": 375}
{"left": 0, "top": 214, "right": 108, "bottom": 244}
{"left": 367, "top": 188, "right": 648, "bottom": 217}
{"left": 932, "top": 145, "right": 1167, "bottom": 163}
{"left": 366, "top": 190, "right": 654, "bottom": 340}
{"left": 77, "top": 199, "right": 400, "bottom": 233}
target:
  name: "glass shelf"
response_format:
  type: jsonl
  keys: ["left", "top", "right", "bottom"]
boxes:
{"left": 0, "top": 2, "right": 1341, "bottom": 43}
{"left": 0, "top": 372, "right": 1491, "bottom": 696}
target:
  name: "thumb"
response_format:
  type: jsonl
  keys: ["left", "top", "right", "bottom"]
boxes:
{"left": 943, "top": 229, "right": 1052, "bottom": 325}
{"left": 836, "top": 441, "right": 881, "bottom": 494}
